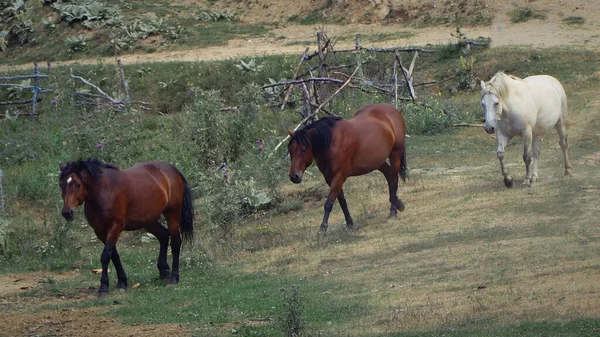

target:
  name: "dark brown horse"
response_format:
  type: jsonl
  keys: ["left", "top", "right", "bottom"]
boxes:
{"left": 287, "top": 103, "right": 408, "bottom": 232}
{"left": 59, "top": 159, "right": 194, "bottom": 295}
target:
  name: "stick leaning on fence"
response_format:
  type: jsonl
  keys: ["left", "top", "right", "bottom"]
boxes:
{"left": 269, "top": 66, "right": 361, "bottom": 157}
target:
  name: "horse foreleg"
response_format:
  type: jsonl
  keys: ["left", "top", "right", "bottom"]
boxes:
{"left": 145, "top": 220, "right": 171, "bottom": 282}
{"left": 98, "top": 227, "right": 122, "bottom": 296}
{"left": 320, "top": 175, "right": 346, "bottom": 232}
{"left": 556, "top": 122, "right": 572, "bottom": 175}
{"left": 497, "top": 133, "right": 513, "bottom": 188}
{"left": 110, "top": 246, "right": 128, "bottom": 290}
{"left": 337, "top": 189, "right": 354, "bottom": 229}
{"left": 522, "top": 129, "right": 534, "bottom": 185}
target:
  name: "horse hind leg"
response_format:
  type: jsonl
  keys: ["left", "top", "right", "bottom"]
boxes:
{"left": 378, "top": 156, "right": 404, "bottom": 218}
{"left": 531, "top": 138, "right": 541, "bottom": 183}
{"left": 145, "top": 220, "right": 171, "bottom": 282}
{"left": 165, "top": 212, "right": 182, "bottom": 284}
{"left": 556, "top": 121, "right": 572, "bottom": 175}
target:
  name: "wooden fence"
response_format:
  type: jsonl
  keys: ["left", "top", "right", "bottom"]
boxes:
{"left": 0, "top": 62, "right": 53, "bottom": 119}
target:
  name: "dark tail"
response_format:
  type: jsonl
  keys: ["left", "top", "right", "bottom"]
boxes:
{"left": 176, "top": 168, "right": 194, "bottom": 245}
{"left": 399, "top": 150, "right": 408, "bottom": 183}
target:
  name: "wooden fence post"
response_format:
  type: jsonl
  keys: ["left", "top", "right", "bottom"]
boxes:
{"left": 0, "top": 169, "right": 4, "bottom": 213}
{"left": 392, "top": 49, "right": 398, "bottom": 108}
{"left": 31, "top": 62, "right": 40, "bottom": 119}
{"left": 355, "top": 34, "right": 364, "bottom": 80}
{"left": 117, "top": 59, "right": 131, "bottom": 104}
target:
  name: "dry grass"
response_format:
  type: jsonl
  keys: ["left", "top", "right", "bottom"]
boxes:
{"left": 222, "top": 86, "right": 600, "bottom": 335}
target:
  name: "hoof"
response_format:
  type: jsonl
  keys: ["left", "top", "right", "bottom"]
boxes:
{"left": 167, "top": 278, "right": 179, "bottom": 285}
{"left": 504, "top": 176, "right": 513, "bottom": 188}
{"left": 97, "top": 290, "right": 109, "bottom": 298}
{"left": 319, "top": 223, "right": 328, "bottom": 233}
{"left": 346, "top": 223, "right": 354, "bottom": 230}
{"left": 388, "top": 210, "right": 397, "bottom": 219}
{"left": 396, "top": 199, "right": 405, "bottom": 212}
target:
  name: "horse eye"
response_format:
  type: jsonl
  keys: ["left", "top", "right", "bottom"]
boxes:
{"left": 494, "top": 102, "right": 499, "bottom": 106}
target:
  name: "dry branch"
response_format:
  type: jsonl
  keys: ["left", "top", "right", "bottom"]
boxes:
{"left": 280, "top": 47, "right": 310, "bottom": 110}
{"left": 453, "top": 123, "right": 484, "bottom": 127}
{"left": 269, "top": 66, "right": 360, "bottom": 157}
{"left": 262, "top": 77, "right": 344, "bottom": 89}
{"left": 71, "top": 74, "right": 125, "bottom": 108}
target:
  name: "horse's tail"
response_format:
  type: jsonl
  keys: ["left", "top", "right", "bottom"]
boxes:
{"left": 399, "top": 149, "right": 408, "bottom": 183}
{"left": 175, "top": 168, "right": 194, "bottom": 245}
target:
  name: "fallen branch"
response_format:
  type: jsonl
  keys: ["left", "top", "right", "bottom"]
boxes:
{"left": 71, "top": 74, "right": 124, "bottom": 108}
{"left": 0, "top": 97, "right": 42, "bottom": 106}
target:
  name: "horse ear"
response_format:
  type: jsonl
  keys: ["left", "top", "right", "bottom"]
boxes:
{"left": 480, "top": 80, "right": 486, "bottom": 90}
{"left": 286, "top": 128, "right": 295, "bottom": 137}
{"left": 59, "top": 161, "right": 64, "bottom": 172}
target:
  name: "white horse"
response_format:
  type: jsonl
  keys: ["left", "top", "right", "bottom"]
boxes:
{"left": 480, "top": 72, "right": 572, "bottom": 187}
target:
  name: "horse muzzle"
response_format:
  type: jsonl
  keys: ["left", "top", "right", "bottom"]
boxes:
{"left": 484, "top": 126, "right": 495, "bottom": 135}
{"left": 289, "top": 173, "right": 303, "bottom": 184}
{"left": 62, "top": 209, "right": 74, "bottom": 221}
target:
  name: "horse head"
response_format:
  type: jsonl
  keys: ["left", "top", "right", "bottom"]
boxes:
{"left": 480, "top": 80, "right": 503, "bottom": 135}
{"left": 287, "top": 128, "right": 314, "bottom": 184}
{"left": 58, "top": 163, "right": 88, "bottom": 221}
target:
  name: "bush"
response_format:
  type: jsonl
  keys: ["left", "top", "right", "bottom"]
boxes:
{"left": 279, "top": 284, "right": 305, "bottom": 337}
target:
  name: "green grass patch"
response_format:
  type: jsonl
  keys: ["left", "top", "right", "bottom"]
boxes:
{"left": 563, "top": 16, "right": 586, "bottom": 25}
{"left": 509, "top": 6, "right": 546, "bottom": 23}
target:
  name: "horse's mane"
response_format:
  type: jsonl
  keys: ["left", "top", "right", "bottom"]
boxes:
{"left": 289, "top": 116, "right": 342, "bottom": 153}
{"left": 59, "top": 158, "right": 118, "bottom": 183}
{"left": 484, "top": 72, "right": 522, "bottom": 99}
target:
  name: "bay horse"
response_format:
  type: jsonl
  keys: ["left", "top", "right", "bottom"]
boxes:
{"left": 287, "top": 103, "right": 407, "bottom": 232}
{"left": 480, "top": 72, "right": 571, "bottom": 187}
{"left": 59, "top": 159, "right": 194, "bottom": 295}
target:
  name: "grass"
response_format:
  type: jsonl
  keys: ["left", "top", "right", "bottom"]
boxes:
{"left": 563, "top": 16, "right": 586, "bottom": 25}
{"left": 509, "top": 6, "right": 547, "bottom": 23}
{"left": 2, "top": 46, "right": 600, "bottom": 336}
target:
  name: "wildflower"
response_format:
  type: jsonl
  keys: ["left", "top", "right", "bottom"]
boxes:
{"left": 223, "top": 171, "right": 229, "bottom": 179}
{"left": 256, "top": 139, "right": 263, "bottom": 144}
{"left": 267, "top": 136, "right": 272, "bottom": 141}
{"left": 51, "top": 99, "right": 57, "bottom": 105}
{"left": 97, "top": 143, "right": 103, "bottom": 149}
{"left": 258, "top": 146, "right": 263, "bottom": 152}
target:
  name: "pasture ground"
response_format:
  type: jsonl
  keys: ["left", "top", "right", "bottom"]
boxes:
{"left": 2, "top": 1, "right": 600, "bottom": 336}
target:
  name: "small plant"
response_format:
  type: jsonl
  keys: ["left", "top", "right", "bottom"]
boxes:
{"left": 41, "top": 18, "right": 57, "bottom": 32}
{"left": 66, "top": 34, "right": 88, "bottom": 52}
{"left": 510, "top": 6, "right": 546, "bottom": 23}
{"left": 562, "top": 16, "right": 585, "bottom": 25}
{"left": 235, "top": 59, "right": 262, "bottom": 72}
{"left": 278, "top": 284, "right": 305, "bottom": 337}
{"left": 195, "top": 9, "right": 235, "bottom": 22}
{"left": 454, "top": 55, "right": 477, "bottom": 92}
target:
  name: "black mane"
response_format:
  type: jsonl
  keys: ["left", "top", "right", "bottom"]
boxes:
{"left": 59, "top": 158, "right": 118, "bottom": 183}
{"left": 289, "top": 116, "right": 342, "bottom": 153}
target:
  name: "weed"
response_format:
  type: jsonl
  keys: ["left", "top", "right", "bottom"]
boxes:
{"left": 279, "top": 284, "right": 305, "bottom": 337}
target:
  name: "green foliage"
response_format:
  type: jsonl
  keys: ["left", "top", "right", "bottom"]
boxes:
{"left": 65, "top": 34, "right": 88, "bottom": 52}
{"left": 279, "top": 284, "right": 305, "bottom": 337}
{"left": 453, "top": 55, "right": 476, "bottom": 92}
{"left": 41, "top": 18, "right": 57, "bottom": 32}
{"left": 509, "top": 6, "right": 546, "bottom": 23}
{"left": 52, "top": 0, "right": 121, "bottom": 26}
{"left": 402, "top": 100, "right": 454, "bottom": 135}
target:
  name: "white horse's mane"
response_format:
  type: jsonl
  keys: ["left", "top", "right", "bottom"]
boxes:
{"left": 484, "top": 72, "right": 522, "bottom": 99}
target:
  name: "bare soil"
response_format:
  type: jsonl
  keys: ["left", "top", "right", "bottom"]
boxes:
{"left": 1, "top": 0, "right": 600, "bottom": 336}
